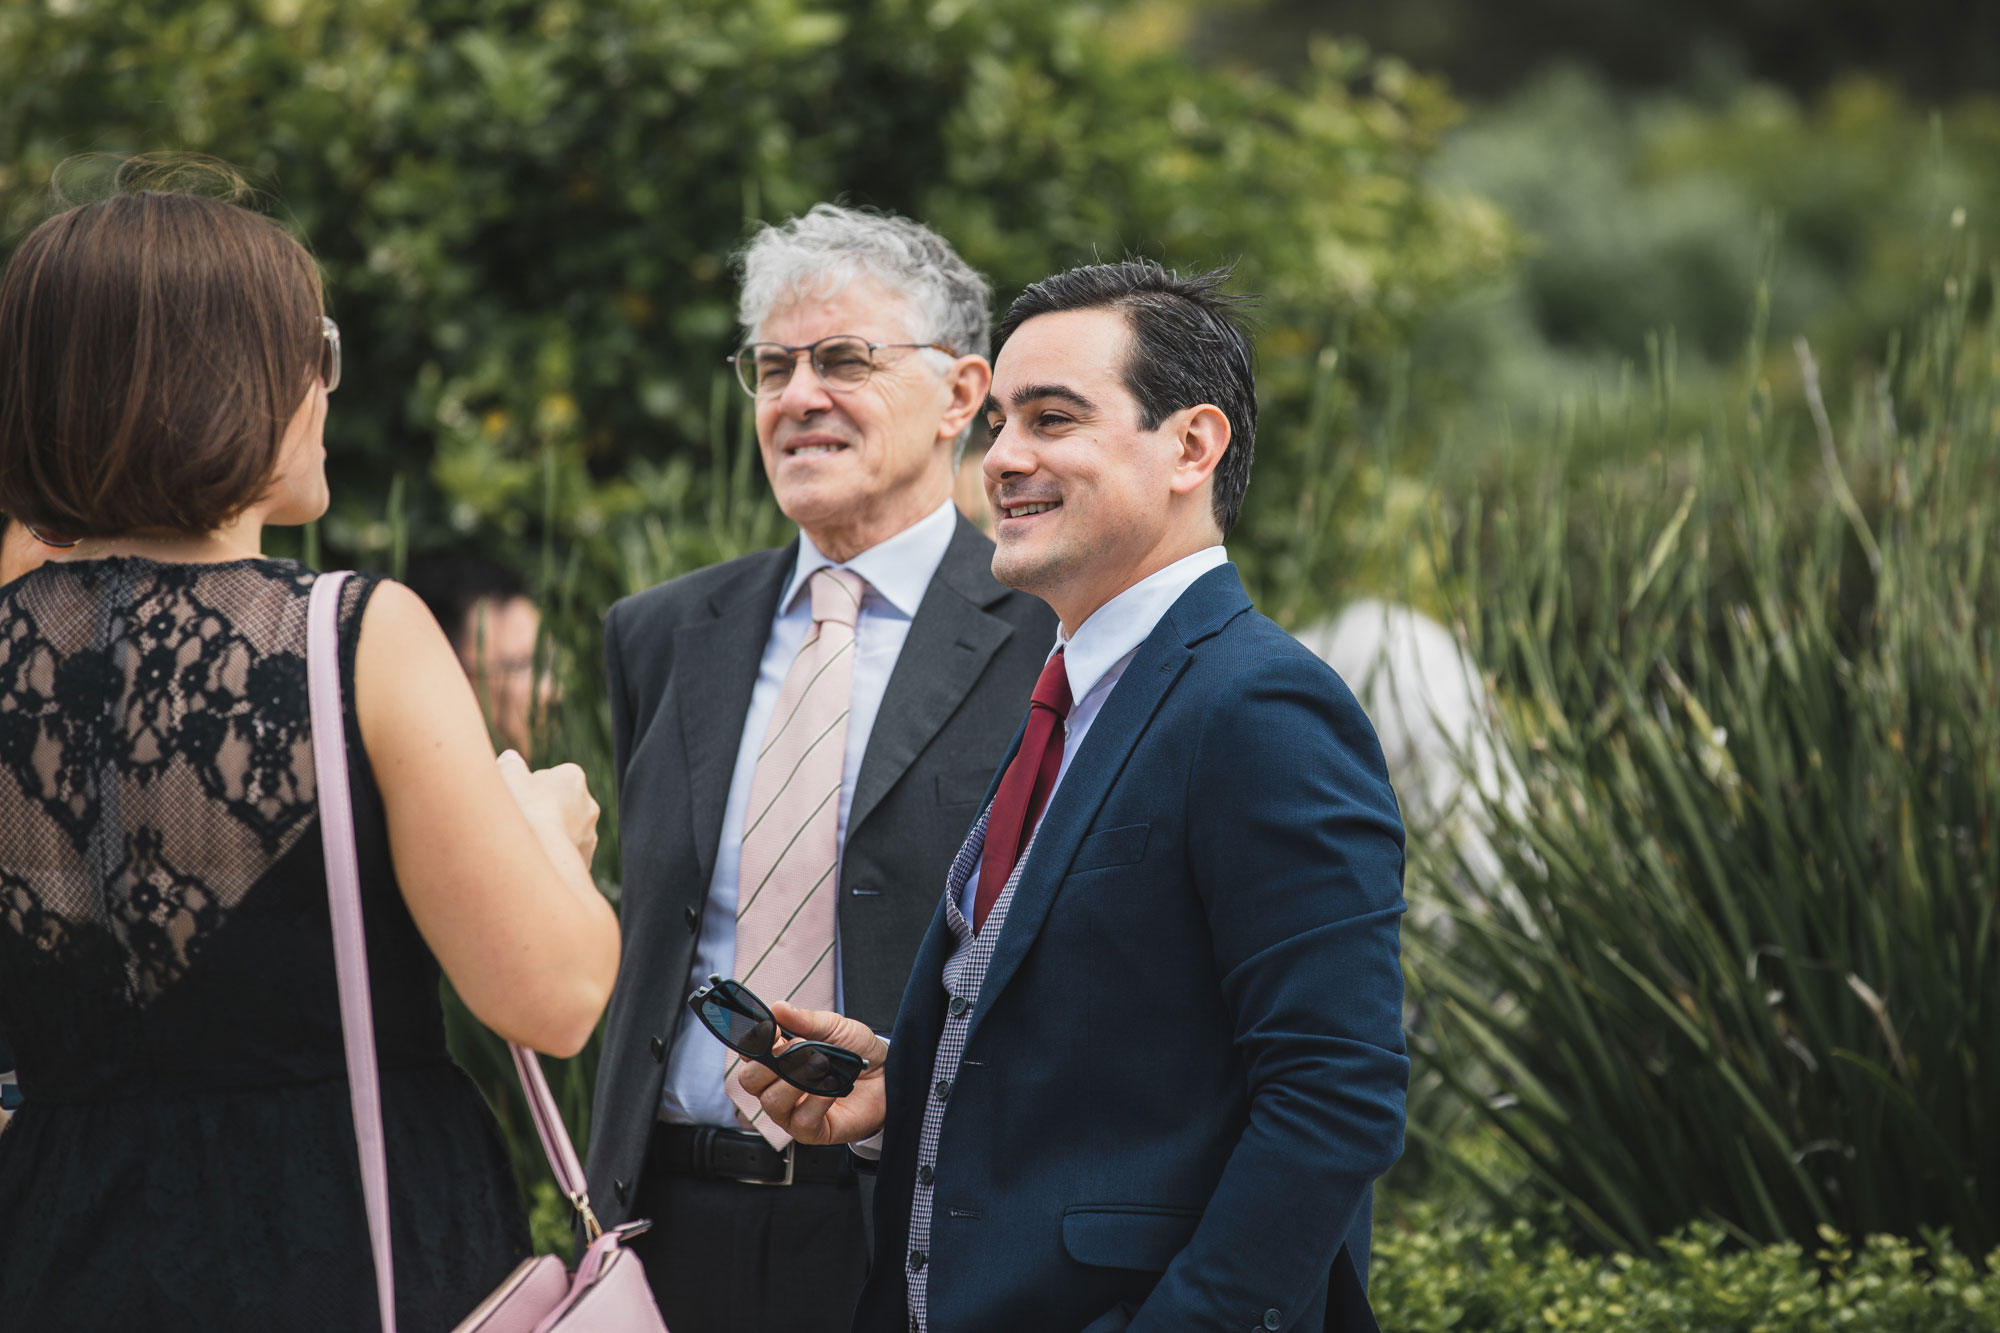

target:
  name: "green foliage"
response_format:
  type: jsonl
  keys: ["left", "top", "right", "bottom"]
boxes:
{"left": 1197, "top": 0, "right": 2000, "bottom": 104}
{"left": 1405, "top": 236, "right": 2000, "bottom": 1254}
{"left": 1420, "top": 69, "right": 2000, "bottom": 431}
{"left": 0, "top": 0, "right": 1506, "bottom": 632}
{"left": 1372, "top": 1211, "right": 2000, "bottom": 1332}
{"left": 525, "top": 1177, "right": 579, "bottom": 1257}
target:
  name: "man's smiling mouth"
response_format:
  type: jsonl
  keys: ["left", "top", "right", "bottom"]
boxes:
{"left": 999, "top": 500, "right": 1061, "bottom": 519}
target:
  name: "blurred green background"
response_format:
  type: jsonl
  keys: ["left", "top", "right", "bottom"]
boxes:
{"left": 6, "top": 0, "right": 1997, "bottom": 1321}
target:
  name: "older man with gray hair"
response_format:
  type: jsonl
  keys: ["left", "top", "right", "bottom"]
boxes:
{"left": 585, "top": 205, "right": 1057, "bottom": 1331}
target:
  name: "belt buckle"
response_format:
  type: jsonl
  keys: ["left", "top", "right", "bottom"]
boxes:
{"left": 742, "top": 1140, "right": 796, "bottom": 1187}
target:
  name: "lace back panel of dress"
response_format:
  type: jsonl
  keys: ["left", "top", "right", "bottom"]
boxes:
{"left": 0, "top": 560, "right": 331, "bottom": 1002}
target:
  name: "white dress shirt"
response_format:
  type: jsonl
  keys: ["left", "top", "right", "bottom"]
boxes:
{"left": 956, "top": 544, "right": 1229, "bottom": 919}
{"left": 659, "top": 499, "right": 962, "bottom": 1126}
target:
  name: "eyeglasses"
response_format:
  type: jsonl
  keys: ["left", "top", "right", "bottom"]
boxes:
{"left": 319, "top": 315, "right": 342, "bottom": 394}
{"left": 728, "top": 334, "right": 955, "bottom": 398}
{"left": 686, "top": 974, "right": 869, "bottom": 1097}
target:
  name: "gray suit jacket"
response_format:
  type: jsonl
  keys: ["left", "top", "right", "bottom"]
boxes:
{"left": 584, "top": 513, "right": 1059, "bottom": 1224}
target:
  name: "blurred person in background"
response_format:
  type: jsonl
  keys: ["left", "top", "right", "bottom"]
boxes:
{"left": 586, "top": 204, "right": 1057, "bottom": 1333}
{"left": 403, "top": 551, "right": 554, "bottom": 758}
{"left": 0, "top": 166, "right": 619, "bottom": 1329}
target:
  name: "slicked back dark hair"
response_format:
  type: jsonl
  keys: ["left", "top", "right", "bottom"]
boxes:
{"left": 997, "top": 259, "right": 1258, "bottom": 537}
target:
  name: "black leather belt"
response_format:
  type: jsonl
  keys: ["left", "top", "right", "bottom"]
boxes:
{"left": 650, "top": 1123, "right": 854, "bottom": 1187}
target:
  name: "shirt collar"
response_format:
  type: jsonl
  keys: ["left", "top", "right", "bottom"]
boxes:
{"left": 1055, "top": 545, "right": 1230, "bottom": 707}
{"left": 784, "top": 497, "right": 959, "bottom": 618}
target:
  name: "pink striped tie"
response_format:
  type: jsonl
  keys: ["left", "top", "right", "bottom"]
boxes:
{"left": 728, "top": 566, "right": 865, "bottom": 1145}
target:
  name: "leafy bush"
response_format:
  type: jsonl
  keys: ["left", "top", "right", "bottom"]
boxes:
{"left": 0, "top": 0, "right": 1507, "bottom": 629}
{"left": 1404, "top": 237, "right": 2000, "bottom": 1253}
{"left": 1419, "top": 68, "right": 2000, "bottom": 431}
{"left": 1372, "top": 1212, "right": 2000, "bottom": 1333}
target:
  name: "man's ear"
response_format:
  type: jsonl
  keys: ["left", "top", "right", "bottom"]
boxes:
{"left": 1167, "top": 404, "right": 1231, "bottom": 499}
{"left": 936, "top": 355, "right": 995, "bottom": 445}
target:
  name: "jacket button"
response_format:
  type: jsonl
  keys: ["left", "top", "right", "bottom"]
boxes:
{"left": 933, "top": 1078, "right": 952, "bottom": 1101}
{"left": 908, "top": 1249, "right": 926, "bottom": 1272}
{"left": 948, "top": 995, "right": 969, "bottom": 1018}
{"left": 683, "top": 905, "right": 699, "bottom": 933}
{"left": 650, "top": 1035, "right": 665, "bottom": 1063}
{"left": 917, "top": 1163, "right": 934, "bottom": 1186}
{"left": 614, "top": 1179, "right": 628, "bottom": 1204}
{"left": 1263, "top": 1310, "right": 1282, "bottom": 1330}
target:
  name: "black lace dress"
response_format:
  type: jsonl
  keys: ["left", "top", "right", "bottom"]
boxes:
{"left": 0, "top": 558, "right": 529, "bottom": 1331}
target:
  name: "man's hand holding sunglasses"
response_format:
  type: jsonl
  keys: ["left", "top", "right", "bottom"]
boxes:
{"left": 736, "top": 1001, "right": 889, "bottom": 1147}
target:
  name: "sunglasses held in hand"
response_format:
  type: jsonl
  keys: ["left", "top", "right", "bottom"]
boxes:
{"left": 686, "top": 975, "right": 870, "bottom": 1098}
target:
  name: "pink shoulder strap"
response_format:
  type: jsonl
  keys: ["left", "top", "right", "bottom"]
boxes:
{"left": 308, "top": 571, "right": 397, "bottom": 1333}
{"left": 309, "top": 572, "right": 600, "bottom": 1333}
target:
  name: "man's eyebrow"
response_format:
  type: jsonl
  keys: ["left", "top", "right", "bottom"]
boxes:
{"left": 1007, "top": 384, "right": 1098, "bottom": 414}
{"left": 982, "top": 394, "right": 1003, "bottom": 420}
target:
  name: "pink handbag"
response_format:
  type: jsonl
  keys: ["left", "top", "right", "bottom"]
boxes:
{"left": 307, "top": 572, "right": 669, "bottom": 1333}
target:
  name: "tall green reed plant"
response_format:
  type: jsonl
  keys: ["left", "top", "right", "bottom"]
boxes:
{"left": 1407, "top": 244, "right": 2000, "bottom": 1255}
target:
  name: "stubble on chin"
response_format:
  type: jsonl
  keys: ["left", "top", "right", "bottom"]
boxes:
{"left": 988, "top": 533, "right": 1037, "bottom": 594}
{"left": 991, "top": 528, "right": 1073, "bottom": 598}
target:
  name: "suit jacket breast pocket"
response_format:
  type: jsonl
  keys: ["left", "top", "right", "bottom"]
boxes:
{"left": 1069, "top": 823, "right": 1150, "bottom": 874}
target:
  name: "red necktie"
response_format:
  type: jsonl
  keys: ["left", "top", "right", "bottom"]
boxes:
{"left": 975, "top": 650, "right": 1073, "bottom": 933}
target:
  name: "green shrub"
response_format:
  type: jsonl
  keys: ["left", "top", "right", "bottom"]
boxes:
{"left": 1404, "top": 235, "right": 2000, "bottom": 1253}
{"left": 1372, "top": 1212, "right": 2000, "bottom": 1333}
{"left": 0, "top": 0, "right": 1507, "bottom": 632}
{"left": 1419, "top": 68, "right": 2000, "bottom": 434}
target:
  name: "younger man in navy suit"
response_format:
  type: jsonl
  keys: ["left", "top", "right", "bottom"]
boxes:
{"left": 741, "top": 261, "right": 1408, "bottom": 1332}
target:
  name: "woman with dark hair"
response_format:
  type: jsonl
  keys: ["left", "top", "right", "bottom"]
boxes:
{"left": 0, "top": 167, "right": 621, "bottom": 1328}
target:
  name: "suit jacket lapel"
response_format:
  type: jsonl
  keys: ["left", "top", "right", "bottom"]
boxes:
{"left": 847, "top": 514, "right": 1025, "bottom": 840}
{"left": 672, "top": 542, "right": 794, "bottom": 889}
{"left": 963, "top": 565, "right": 1252, "bottom": 1044}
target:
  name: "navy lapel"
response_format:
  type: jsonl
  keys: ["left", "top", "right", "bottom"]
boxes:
{"left": 963, "top": 564, "right": 1253, "bottom": 1043}
{"left": 847, "top": 516, "right": 1025, "bottom": 839}
{"left": 671, "top": 543, "right": 794, "bottom": 890}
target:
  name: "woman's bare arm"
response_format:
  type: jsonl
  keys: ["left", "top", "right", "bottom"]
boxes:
{"left": 354, "top": 581, "right": 619, "bottom": 1056}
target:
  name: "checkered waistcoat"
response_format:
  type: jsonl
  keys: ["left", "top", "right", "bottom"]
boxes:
{"left": 902, "top": 802, "right": 1039, "bottom": 1331}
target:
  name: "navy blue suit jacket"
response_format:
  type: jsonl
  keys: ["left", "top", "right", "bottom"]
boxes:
{"left": 852, "top": 564, "right": 1408, "bottom": 1333}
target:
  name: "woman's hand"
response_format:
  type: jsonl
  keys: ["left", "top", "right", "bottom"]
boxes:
{"left": 497, "top": 750, "right": 599, "bottom": 870}
{"left": 736, "top": 1001, "right": 890, "bottom": 1146}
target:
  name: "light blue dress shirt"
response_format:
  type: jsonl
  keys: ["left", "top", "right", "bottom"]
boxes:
{"left": 956, "top": 544, "right": 1229, "bottom": 919}
{"left": 658, "top": 499, "right": 963, "bottom": 1127}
